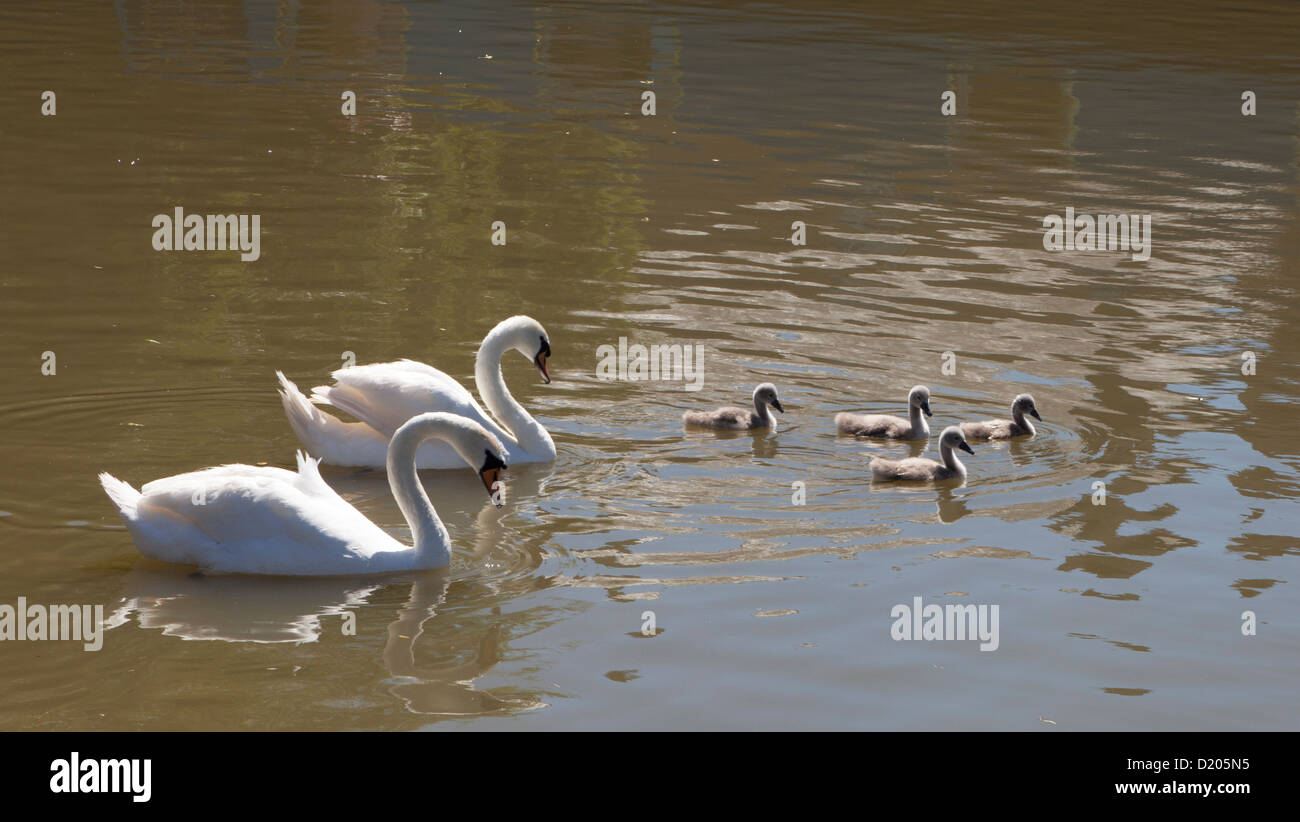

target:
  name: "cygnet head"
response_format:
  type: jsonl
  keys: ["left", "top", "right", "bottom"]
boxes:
{"left": 940, "top": 425, "right": 974, "bottom": 455}
{"left": 497, "top": 315, "right": 552, "bottom": 384}
{"left": 1014, "top": 393, "right": 1042, "bottom": 421}
{"left": 909, "top": 385, "right": 933, "bottom": 417}
{"left": 754, "top": 383, "right": 784, "bottom": 413}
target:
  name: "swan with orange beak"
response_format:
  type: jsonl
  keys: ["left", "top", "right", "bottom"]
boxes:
{"left": 276, "top": 316, "right": 557, "bottom": 470}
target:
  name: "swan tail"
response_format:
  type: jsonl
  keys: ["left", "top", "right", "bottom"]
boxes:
{"left": 834, "top": 412, "right": 861, "bottom": 433}
{"left": 308, "top": 382, "right": 388, "bottom": 435}
{"left": 292, "top": 449, "right": 337, "bottom": 498}
{"left": 98, "top": 472, "right": 141, "bottom": 520}
{"left": 277, "top": 371, "right": 341, "bottom": 456}
{"left": 275, "top": 370, "right": 400, "bottom": 469}
{"left": 309, "top": 385, "right": 334, "bottom": 406}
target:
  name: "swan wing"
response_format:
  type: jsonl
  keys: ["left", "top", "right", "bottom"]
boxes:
{"left": 841, "top": 413, "right": 909, "bottom": 437}
{"left": 313, "top": 360, "right": 495, "bottom": 439}
{"left": 130, "top": 462, "right": 398, "bottom": 573}
{"left": 871, "top": 457, "right": 941, "bottom": 481}
{"left": 684, "top": 406, "right": 753, "bottom": 429}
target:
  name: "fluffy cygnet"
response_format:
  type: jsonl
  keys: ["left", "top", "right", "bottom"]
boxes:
{"left": 836, "top": 385, "right": 932, "bottom": 440}
{"left": 960, "top": 393, "right": 1041, "bottom": 440}
{"left": 870, "top": 425, "right": 974, "bottom": 482}
{"left": 683, "top": 383, "right": 784, "bottom": 430}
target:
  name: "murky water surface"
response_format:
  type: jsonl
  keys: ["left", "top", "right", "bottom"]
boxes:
{"left": 1, "top": 1, "right": 1297, "bottom": 729}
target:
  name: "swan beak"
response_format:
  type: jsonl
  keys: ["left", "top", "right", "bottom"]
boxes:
{"left": 1030, "top": 409, "right": 1042, "bottom": 421}
{"left": 959, "top": 441, "right": 974, "bottom": 455}
{"left": 772, "top": 399, "right": 785, "bottom": 413}
{"left": 922, "top": 402, "right": 933, "bottom": 418}
{"left": 534, "top": 351, "right": 551, "bottom": 384}
{"left": 480, "top": 468, "right": 505, "bottom": 507}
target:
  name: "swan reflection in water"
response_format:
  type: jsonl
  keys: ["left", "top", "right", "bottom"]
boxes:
{"left": 684, "top": 425, "right": 782, "bottom": 460}
{"left": 105, "top": 567, "right": 544, "bottom": 717}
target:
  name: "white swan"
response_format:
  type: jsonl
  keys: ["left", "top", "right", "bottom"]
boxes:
{"left": 277, "top": 315, "right": 555, "bottom": 469}
{"left": 98, "top": 413, "right": 508, "bottom": 575}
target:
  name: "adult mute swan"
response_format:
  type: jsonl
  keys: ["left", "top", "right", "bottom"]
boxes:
{"left": 683, "top": 383, "right": 785, "bottom": 430}
{"left": 835, "top": 385, "right": 932, "bottom": 440}
{"left": 960, "top": 394, "right": 1042, "bottom": 440}
{"left": 870, "top": 426, "right": 974, "bottom": 482}
{"left": 98, "top": 413, "right": 508, "bottom": 575}
{"left": 277, "top": 315, "right": 555, "bottom": 469}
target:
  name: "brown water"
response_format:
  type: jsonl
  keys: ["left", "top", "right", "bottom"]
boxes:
{"left": 1, "top": 0, "right": 1297, "bottom": 730}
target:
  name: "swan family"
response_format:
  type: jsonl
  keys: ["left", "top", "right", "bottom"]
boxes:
{"left": 100, "top": 315, "right": 1047, "bottom": 575}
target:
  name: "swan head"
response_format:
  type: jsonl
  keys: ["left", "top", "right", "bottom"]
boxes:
{"left": 495, "top": 315, "right": 552, "bottom": 385}
{"left": 450, "top": 422, "right": 509, "bottom": 506}
{"left": 478, "top": 449, "right": 508, "bottom": 506}
{"left": 1014, "top": 393, "right": 1042, "bottom": 421}
{"left": 397, "top": 413, "right": 509, "bottom": 507}
{"left": 754, "top": 383, "right": 784, "bottom": 413}
{"left": 940, "top": 425, "right": 974, "bottom": 454}
{"left": 909, "top": 385, "right": 932, "bottom": 417}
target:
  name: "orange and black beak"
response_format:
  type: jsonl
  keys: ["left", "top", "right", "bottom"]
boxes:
{"left": 480, "top": 451, "right": 508, "bottom": 507}
{"left": 534, "top": 336, "right": 552, "bottom": 384}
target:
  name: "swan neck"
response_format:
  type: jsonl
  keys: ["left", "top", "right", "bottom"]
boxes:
{"left": 910, "top": 404, "right": 929, "bottom": 436}
{"left": 387, "top": 423, "right": 450, "bottom": 564}
{"left": 1012, "top": 405, "right": 1034, "bottom": 435}
{"left": 940, "top": 441, "right": 964, "bottom": 474}
{"left": 476, "top": 329, "right": 553, "bottom": 456}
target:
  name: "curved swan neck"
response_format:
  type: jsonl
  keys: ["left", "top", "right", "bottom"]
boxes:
{"left": 753, "top": 394, "right": 774, "bottom": 427}
{"left": 909, "top": 403, "right": 928, "bottom": 436}
{"left": 1011, "top": 404, "right": 1035, "bottom": 435}
{"left": 475, "top": 323, "right": 554, "bottom": 456}
{"left": 940, "top": 440, "right": 965, "bottom": 475}
{"left": 387, "top": 419, "right": 451, "bottom": 564}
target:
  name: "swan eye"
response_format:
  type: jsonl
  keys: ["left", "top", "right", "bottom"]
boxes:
{"left": 537, "top": 335, "right": 551, "bottom": 358}
{"left": 481, "top": 450, "right": 507, "bottom": 472}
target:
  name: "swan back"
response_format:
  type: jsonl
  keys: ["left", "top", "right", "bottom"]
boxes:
{"left": 314, "top": 361, "right": 486, "bottom": 439}
{"left": 101, "top": 457, "right": 404, "bottom": 574}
